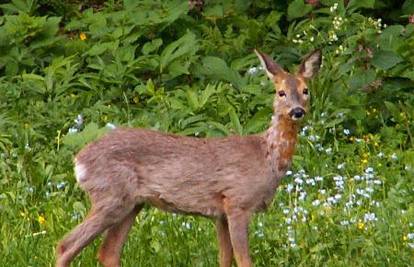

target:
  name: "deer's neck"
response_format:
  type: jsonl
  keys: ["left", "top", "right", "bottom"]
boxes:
{"left": 266, "top": 113, "right": 299, "bottom": 176}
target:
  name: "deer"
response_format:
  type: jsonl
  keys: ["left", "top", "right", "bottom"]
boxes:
{"left": 56, "top": 49, "right": 322, "bottom": 267}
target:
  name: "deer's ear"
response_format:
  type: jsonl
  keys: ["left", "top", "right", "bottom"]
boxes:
{"left": 298, "top": 49, "right": 322, "bottom": 79}
{"left": 254, "top": 49, "right": 284, "bottom": 80}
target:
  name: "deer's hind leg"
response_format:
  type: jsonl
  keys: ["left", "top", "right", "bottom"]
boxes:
{"left": 98, "top": 204, "right": 143, "bottom": 267}
{"left": 56, "top": 196, "right": 137, "bottom": 267}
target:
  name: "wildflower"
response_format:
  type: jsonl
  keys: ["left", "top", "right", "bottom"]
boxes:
{"left": 407, "top": 233, "right": 414, "bottom": 240}
{"left": 75, "top": 114, "right": 83, "bottom": 128}
{"left": 68, "top": 127, "right": 78, "bottom": 134}
{"left": 294, "top": 178, "right": 304, "bottom": 185}
{"left": 38, "top": 215, "right": 46, "bottom": 225}
{"left": 391, "top": 153, "right": 398, "bottom": 160}
{"left": 365, "top": 167, "right": 374, "bottom": 173}
{"left": 299, "top": 191, "right": 307, "bottom": 201}
{"left": 286, "top": 183, "right": 294, "bottom": 193}
{"left": 312, "top": 199, "right": 321, "bottom": 206}
{"left": 340, "top": 220, "right": 349, "bottom": 226}
{"left": 247, "top": 66, "right": 258, "bottom": 75}
{"left": 56, "top": 182, "right": 66, "bottom": 190}
{"left": 363, "top": 212, "right": 377, "bottom": 222}
{"left": 325, "top": 147, "right": 332, "bottom": 154}
{"left": 343, "top": 129, "right": 350, "bottom": 135}
{"left": 106, "top": 123, "right": 117, "bottom": 129}
{"left": 337, "top": 163, "right": 345, "bottom": 170}
{"left": 79, "top": 32, "right": 87, "bottom": 41}
{"left": 315, "top": 176, "right": 323, "bottom": 182}
{"left": 357, "top": 221, "right": 365, "bottom": 230}
{"left": 330, "top": 3, "right": 338, "bottom": 12}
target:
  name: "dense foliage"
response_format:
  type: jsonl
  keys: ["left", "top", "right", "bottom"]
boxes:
{"left": 0, "top": 0, "right": 413, "bottom": 266}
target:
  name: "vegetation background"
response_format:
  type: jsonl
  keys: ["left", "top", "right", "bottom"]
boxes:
{"left": 0, "top": 0, "right": 413, "bottom": 266}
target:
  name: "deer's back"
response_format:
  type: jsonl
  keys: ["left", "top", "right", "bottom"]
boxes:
{"left": 74, "top": 128, "right": 275, "bottom": 217}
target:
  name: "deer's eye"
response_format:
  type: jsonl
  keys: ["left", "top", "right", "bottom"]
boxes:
{"left": 278, "top": 90, "right": 286, "bottom": 97}
{"left": 303, "top": 88, "right": 309, "bottom": 95}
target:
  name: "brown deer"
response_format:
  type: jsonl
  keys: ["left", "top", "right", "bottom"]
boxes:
{"left": 56, "top": 49, "right": 321, "bottom": 267}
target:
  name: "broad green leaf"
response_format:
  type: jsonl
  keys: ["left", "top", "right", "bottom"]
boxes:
{"left": 160, "top": 31, "right": 198, "bottom": 73}
{"left": 287, "top": 0, "right": 313, "bottom": 21}
{"left": 197, "top": 56, "right": 244, "bottom": 89}
{"left": 402, "top": 0, "right": 414, "bottom": 14}
{"left": 88, "top": 42, "right": 114, "bottom": 56}
{"left": 142, "top": 39, "right": 163, "bottom": 55}
{"left": 371, "top": 50, "right": 403, "bottom": 70}
{"left": 347, "top": 0, "right": 375, "bottom": 11}
{"left": 349, "top": 69, "right": 376, "bottom": 90}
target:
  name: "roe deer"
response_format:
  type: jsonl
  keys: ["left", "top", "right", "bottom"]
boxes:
{"left": 56, "top": 49, "right": 322, "bottom": 267}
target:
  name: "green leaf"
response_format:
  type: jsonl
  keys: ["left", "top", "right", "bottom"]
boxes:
{"left": 244, "top": 108, "right": 271, "bottom": 134}
{"left": 142, "top": 39, "right": 163, "bottom": 55}
{"left": 402, "top": 0, "right": 414, "bottom": 14}
{"left": 347, "top": 0, "right": 375, "bottom": 11}
{"left": 349, "top": 69, "right": 376, "bottom": 90}
{"left": 197, "top": 56, "right": 244, "bottom": 89}
{"left": 287, "top": 0, "right": 313, "bottom": 21}
{"left": 63, "top": 123, "right": 109, "bottom": 150}
{"left": 88, "top": 42, "right": 114, "bottom": 56}
{"left": 159, "top": 31, "right": 198, "bottom": 73}
{"left": 229, "top": 107, "right": 243, "bottom": 135}
{"left": 371, "top": 50, "right": 403, "bottom": 70}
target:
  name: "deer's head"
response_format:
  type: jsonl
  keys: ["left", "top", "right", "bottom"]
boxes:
{"left": 255, "top": 49, "right": 321, "bottom": 121}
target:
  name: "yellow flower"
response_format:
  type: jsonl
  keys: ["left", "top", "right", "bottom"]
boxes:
{"left": 357, "top": 221, "right": 365, "bottom": 230}
{"left": 79, "top": 32, "right": 87, "bottom": 41}
{"left": 403, "top": 235, "right": 408, "bottom": 241}
{"left": 361, "top": 158, "right": 368, "bottom": 164}
{"left": 38, "top": 215, "right": 46, "bottom": 225}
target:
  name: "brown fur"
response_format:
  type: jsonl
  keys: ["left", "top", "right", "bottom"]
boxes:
{"left": 56, "top": 50, "right": 321, "bottom": 267}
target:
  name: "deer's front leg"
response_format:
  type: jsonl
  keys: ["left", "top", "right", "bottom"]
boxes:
{"left": 216, "top": 216, "right": 233, "bottom": 267}
{"left": 226, "top": 209, "right": 252, "bottom": 267}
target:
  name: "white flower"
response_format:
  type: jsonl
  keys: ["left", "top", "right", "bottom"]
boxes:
{"left": 407, "top": 233, "right": 414, "bottom": 240}
{"left": 363, "top": 213, "right": 377, "bottom": 222}
{"left": 330, "top": 3, "right": 338, "bottom": 12}
{"left": 106, "top": 122, "right": 117, "bottom": 129}
{"left": 68, "top": 127, "right": 78, "bottom": 134}
{"left": 377, "top": 152, "right": 384, "bottom": 158}
{"left": 286, "top": 184, "right": 294, "bottom": 193}
{"left": 312, "top": 199, "right": 321, "bottom": 206}
{"left": 247, "top": 66, "right": 258, "bottom": 75}
{"left": 294, "top": 178, "right": 304, "bottom": 185}
{"left": 340, "top": 220, "right": 349, "bottom": 226}
{"left": 391, "top": 153, "right": 398, "bottom": 160}
{"left": 315, "top": 176, "right": 323, "bottom": 182}
{"left": 337, "top": 163, "right": 346, "bottom": 170}
{"left": 343, "top": 129, "right": 350, "bottom": 135}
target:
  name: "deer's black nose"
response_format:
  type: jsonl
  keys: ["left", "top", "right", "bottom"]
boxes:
{"left": 289, "top": 107, "right": 305, "bottom": 119}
